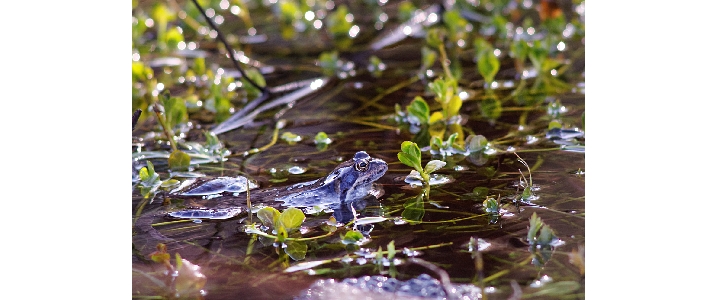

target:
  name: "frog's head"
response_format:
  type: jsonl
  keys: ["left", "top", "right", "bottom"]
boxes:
{"left": 324, "top": 151, "right": 388, "bottom": 202}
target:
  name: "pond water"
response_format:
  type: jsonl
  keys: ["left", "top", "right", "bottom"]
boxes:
{"left": 132, "top": 0, "right": 585, "bottom": 299}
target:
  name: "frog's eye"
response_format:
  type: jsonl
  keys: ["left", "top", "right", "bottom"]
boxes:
{"left": 355, "top": 160, "right": 369, "bottom": 172}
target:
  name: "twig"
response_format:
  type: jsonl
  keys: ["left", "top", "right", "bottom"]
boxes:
{"left": 189, "top": 0, "right": 268, "bottom": 94}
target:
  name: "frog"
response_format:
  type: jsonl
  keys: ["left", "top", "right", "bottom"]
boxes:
{"left": 134, "top": 151, "right": 388, "bottom": 249}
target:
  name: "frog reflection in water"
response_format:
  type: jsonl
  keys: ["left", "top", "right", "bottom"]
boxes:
{"left": 149, "top": 151, "right": 387, "bottom": 232}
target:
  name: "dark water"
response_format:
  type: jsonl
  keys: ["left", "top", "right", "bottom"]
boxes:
{"left": 132, "top": 1, "right": 584, "bottom": 299}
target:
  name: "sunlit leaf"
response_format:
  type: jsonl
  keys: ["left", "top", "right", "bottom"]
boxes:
{"left": 342, "top": 230, "right": 364, "bottom": 244}
{"left": 424, "top": 160, "right": 446, "bottom": 174}
{"left": 278, "top": 207, "right": 306, "bottom": 232}
{"left": 407, "top": 96, "right": 430, "bottom": 124}
{"left": 446, "top": 95, "right": 462, "bottom": 119}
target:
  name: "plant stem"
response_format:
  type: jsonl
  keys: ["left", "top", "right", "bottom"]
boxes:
{"left": 152, "top": 103, "right": 178, "bottom": 152}
{"left": 437, "top": 43, "right": 455, "bottom": 82}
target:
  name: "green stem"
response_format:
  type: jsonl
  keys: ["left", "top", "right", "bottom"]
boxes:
{"left": 437, "top": 43, "right": 455, "bottom": 82}
{"left": 152, "top": 103, "right": 178, "bottom": 152}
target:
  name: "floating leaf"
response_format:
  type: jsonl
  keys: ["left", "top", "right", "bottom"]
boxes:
{"left": 168, "top": 150, "right": 191, "bottom": 171}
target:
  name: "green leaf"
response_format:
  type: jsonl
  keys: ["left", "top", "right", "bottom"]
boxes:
{"left": 425, "top": 27, "right": 445, "bottom": 49}
{"left": 386, "top": 240, "right": 396, "bottom": 260}
{"left": 527, "top": 212, "right": 542, "bottom": 243}
{"left": 342, "top": 230, "right": 364, "bottom": 244}
{"left": 480, "top": 97, "right": 502, "bottom": 121}
{"left": 446, "top": 95, "right": 462, "bottom": 119}
{"left": 530, "top": 281, "right": 581, "bottom": 297}
{"left": 278, "top": 207, "right": 306, "bottom": 232}
{"left": 399, "top": 141, "right": 422, "bottom": 172}
{"left": 402, "top": 194, "right": 425, "bottom": 222}
{"left": 257, "top": 207, "right": 280, "bottom": 228}
{"left": 284, "top": 240, "right": 308, "bottom": 261}
{"left": 407, "top": 96, "right": 430, "bottom": 124}
{"left": 478, "top": 48, "right": 500, "bottom": 84}
{"left": 139, "top": 167, "right": 149, "bottom": 181}
{"left": 472, "top": 187, "right": 489, "bottom": 199}
{"left": 168, "top": 150, "right": 191, "bottom": 171}
{"left": 314, "top": 132, "right": 331, "bottom": 145}
{"left": 146, "top": 160, "right": 155, "bottom": 175}
{"left": 398, "top": 152, "right": 421, "bottom": 173}
{"left": 421, "top": 47, "right": 437, "bottom": 69}
{"left": 162, "top": 95, "right": 187, "bottom": 129}
{"left": 424, "top": 160, "right": 446, "bottom": 174}
{"left": 548, "top": 120, "right": 562, "bottom": 130}
{"left": 465, "top": 135, "right": 488, "bottom": 153}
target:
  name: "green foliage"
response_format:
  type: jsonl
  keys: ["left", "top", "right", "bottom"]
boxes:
{"left": 402, "top": 193, "right": 426, "bottom": 222}
{"left": 326, "top": 4, "right": 353, "bottom": 50}
{"left": 318, "top": 51, "right": 340, "bottom": 76}
{"left": 398, "top": 141, "right": 446, "bottom": 187}
{"left": 398, "top": 1, "right": 416, "bottom": 22}
{"left": 407, "top": 96, "right": 430, "bottom": 125}
{"left": 278, "top": 207, "right": 306, "bottom": 234}
{"left": 398, "top": 141, "right": 423, "bottom": 173}
{"left": 430, "top": 132, "right": 463, "bottom": 156}
{"left": 464, "top": 134, "right": 489, "bottom": 153}
{"left": 442, "top": 9, "right": 468, "bottom": 42}
{"left": 475, "top": 38, "right": 500, "bottom": 86}
{"left": 314, "top": 132, "right": 332, "bottom": 151}
{"left": 342, "top": 230, "right": 364, "bottom": 244}
{"left": 281, "top": 132, "right": 302, "bottom": 145}
{"left": 284, "top": 240, "right": 308, "bottom": 261}
{"left": 480, "top": 96, "right": 502, "bottom": 122}
{"left": 138, "top": 161, "right": 161, "bottom": 199}
{"left": 168, "top": 150, "right": 191, "bottom": 171}
{"left": 527, "top": 212, "right": 558, "bottom": 247}
{"left": 427, "top": 77, "right": 461, "bottom": 122}
{"left": 257, "top": 207, "right": 280, "bottom": 228}
{"left": 483, "top": 197, "right": 499, "bottom": 214}
{"left": 368, "top": 55, "right": 385, "bottom": 77}
{"left": 420, "top": 47, "right": 437, "bottom": 72}
{"left": 160, "top": 92, "right": 187, "bottom": 129}
{"left": 241, "top": 68, "right": 266, "bottom": 99}
{"left": 425, "top": 28, "right": 445, "bottom": 50}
